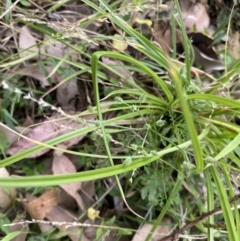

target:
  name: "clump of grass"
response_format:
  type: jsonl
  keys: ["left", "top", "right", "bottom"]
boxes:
{"left": 1, "top": 0, "right": 240, "bottom": 240}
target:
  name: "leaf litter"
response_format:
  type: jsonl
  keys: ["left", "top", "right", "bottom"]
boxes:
{"left": 1, "top": 0, "right": 240, "bottom": 240}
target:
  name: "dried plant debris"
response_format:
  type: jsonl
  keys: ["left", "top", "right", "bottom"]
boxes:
{"left": 131, "top": 218, "right": 172, "bottom": 241}
{"left": 25, "top": 189, "right": 59, "bottom": 220}
{"left": 52, "top": 152, "right": 85, "bottom": 211}
{"left": 179, "top": 0, "right": 210, "bottom": 33}
{"left": 228, "top": 31, "right": 240, "bottom": 60}
{"left": 7, "top": 114, "right": 95, "bottom": 157}
{"left": 1, "top": 1, "right": 240, "bottom": 241}
{"left": 151, "top": 19, "right": 223, "bottom": 71}
{"left": 0, "top": 168, "right": 16, "bottom": 212}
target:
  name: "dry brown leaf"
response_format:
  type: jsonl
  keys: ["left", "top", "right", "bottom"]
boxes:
{"left": 37, "top": 222, "right": 54, "bottom": 233}
{"left": 10, "top": 216, "right": 28, "bottom": 241}
{"left": 66, "top": 153, "right": 85, "bottom": 170}
{"left": 59, "top": 189, "right": 78, "bottom": 210}
{"left": 7, "top": 118, "right": 59, "bottom": 157}
{"left": 0, "top": 168, "right": 17, "bottom": 212}
{"left": 131, "top": 218, "right": 172, "bottom": 241}
{"left": 7, "top": 113, "right": 94, "bottom": 158}
{"left": 45, "top": 41, "right": 67, "bottom": 58}
{"left": 57, "top": 80, "right": 79, "bottom": 111}
{"left": 52, "top": 152, "right": 85, "bottom": 210}
{"left": 42, "top": 36, "right": 80, "bottom": 62}
{"left": 188, "top": 32, "right": 218, "bottom": 59}
{"left": 18, "top": 26, "right": 38, "bottom": 58}
{"left": 84, "top": 219, "right": 122, "bottom": 241}
{"left": 101, "top": 57, "right": 135, "bottom": 87}
{"left": 192, "top": 45, "right": 224, "bottom": 72}
{"left": 228, "top": 32, "right": 240, "bottom": 60}
{"left": 151, "top": 21, "right": 223, "bottom": 71}
{"left": 25, "top": 189, "right": 59, "bottom": 220}
{"left": 22, "top": 116, "right": 34, "bottom": 128}
{"left": 81, "top": 181, "right": 95, "bottom": 207}
{"left": 152, "top": 20, "right": 172, "bottom": 55}
{"left": 84, "top": 219, "right": 101, "bottom": 240}
{"left": 180, "top": 0, "right": 210, "bottom": 33}
{"left": 55, "top": 114, "right": 95, "bottom": 151}
{"left": 46, "top": 205, "right": 91, "bottom": 241}
{"left": 0, "top": 123, "right": 30, "bottom": 146}
{"left": 16, "top": 65, "right": 62, "bottom": 87}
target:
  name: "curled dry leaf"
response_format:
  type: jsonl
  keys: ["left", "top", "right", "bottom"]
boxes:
{"left": 18, "top": 26, "right": 38, "bottom": 58}
{"left": 151, "top": 20, "right": 222, "bottom": 71}
{"left": 187, "top": 33, "right": 224, "bottom": 71}
{"left": 25, "top": 189, "right": 59, "bottom": 220}
{"left": 52, "top": 152, "right": 85, "bottom": 210}
{"left": 180, "top": 0, "right": 210, "bottom": 33}
{"left": 0, "top": 167, "right": 17, "bottom": 212}
{"left": 188, "top": 32, "right": 218, "bottom": 59}
{"left": 192, "top": 45, "right": 224, "bottom": 72}
{"left": 7, "top": 113, "right": 95, "bottom": 158}
{"left": 46, "top": 205, "right": 91, "bottom": 241}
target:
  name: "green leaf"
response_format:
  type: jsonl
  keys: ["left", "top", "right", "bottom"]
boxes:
{"left": 1, "top": 232, "right": 23, "bottom": 241}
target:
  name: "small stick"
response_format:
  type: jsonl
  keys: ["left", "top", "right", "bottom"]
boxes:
{"left": 159, "top": 194, "right": 240, "bottom": 241}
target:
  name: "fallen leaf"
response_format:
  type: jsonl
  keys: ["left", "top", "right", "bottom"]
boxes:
{"left": 59, "top": 189, "right": 78, "bottom": 210}
{"left": 25, "top": 189, "right": 59, "bottom": 220}
{"left": 10, "top": 216, "right": 28, "bottom": 241}
{"left": 57, "top": 80, "right": 79, "bottom": 111}
{"left": 188, "top": 32, "right": 218, "bottom": 59}
{"left": 45, "top": 41, "right": 67, "bottom": 58}
{"left": 131, "top": 218, "right": 172, "bottom": 241}
{"left": 16, "top": 65, "right": 62, "bottom": 87}
{"left": 152, "top": 19, "right": 172, "bottom": 55}
{"left": 228, "top": 32, "right": 240, "bottom": 60}
{"left": 80, "top": 181, "right": 95, "bottom": 207}
{"left": 22, "top": 116, "right": 34, "bottom": 128}
{"left": 0, "top": 168, "right": 17, "bottom": 212}
{"left": 46, "top": 205, "right": 91, "bottom": 241}
{"left": 7, "top": 113, "right": 94, "bottom": 158}
{"left": 0, "top": 123, "right": 31, "bottom": 146}
{"left": 43, "top": 38, "right": 80, "bottom": 62}
{"left": 84, "top": 219, "right": 101, "bottom": 240}
{"left": 84, "top": 219, "right": 123, "bottom": 241}
{"left": 192, "top": 45, "right": 224, "bottom": 72}
{"left": 101, "top": 57, "right": 135, "bottom": 87}
{"left": 180, "top": 0, "right": 210, "bottom": 33}
{"left": 52, "top": 152, "right": 85, "bottom": 210}
{"left": 18, "top": 26, "right": 38, "bottom": 58}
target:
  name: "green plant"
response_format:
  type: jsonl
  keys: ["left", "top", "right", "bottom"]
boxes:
{"left": 1, "top": 0, "right": 240, "bottom": 240}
